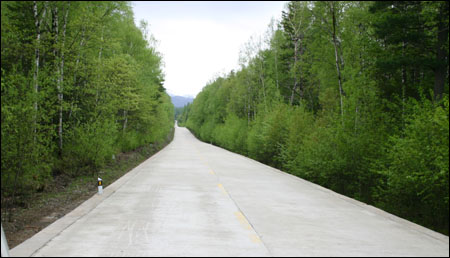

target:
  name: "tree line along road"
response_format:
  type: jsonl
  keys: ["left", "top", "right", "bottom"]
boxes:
{"left": 9, "top": 125, "right": 449, "bottom": 257}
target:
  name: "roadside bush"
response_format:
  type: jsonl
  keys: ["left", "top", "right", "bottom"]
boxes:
{"left": 63, "top": 118, "right": 118, "bottom": 176}
{"left": 377, "top": 97, "right": 449, "bottom": 234}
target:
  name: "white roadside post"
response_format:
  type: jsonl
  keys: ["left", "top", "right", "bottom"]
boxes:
{"left": 98, "top": 177, "right": 103, "bottom": 195}
{"left": 1, "top": 223, "right": 10, "bottom": 257}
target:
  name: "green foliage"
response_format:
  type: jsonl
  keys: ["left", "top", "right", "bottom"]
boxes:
{"left": 2, "top": 0, "right": 448, "bottom": 236}
{"left": 1, "top": 1, "right": 174, "bottom": 210}
{"left": 185, "top": 1, "right": 449, "bottom": 235}
{"left": 64, "top": 118, "right": 118, "bottom": 175}
{"left": 175, "top": 103, "right": 191, "bottom": 126}
{"left": 1, "top": 70, "right": 54, "bottom": 196}
{"left": 214, "top": 114, "right": 248, "bottom": 154}
{"left": 247, "top": 103, "right": 291, "bottom": 168}
{"left": 377, "top": 97, "right": 449, "bottom": 234}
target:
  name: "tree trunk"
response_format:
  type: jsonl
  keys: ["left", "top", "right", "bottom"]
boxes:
{"left": 123, "top": 110, "right": 128, "bottom": 132}
{"left": 33, "top": 1, "right": 40, "bottom": 113}
{"left": 290, "top": 38, "right": 299, "bottom": 106}
{"left": 274, "top": 41, "right": 279, "bottom": 91}
{"left": 299, "top": 39, "right": 304, "bottom": 101}
{"left": 434, "top": 2, "right": 448, "bottom": 101}
{"left": 330, "top": 2, "right": 345, "bottom": 119}
{"left": 96, "top": 26, "right": 104, "bottom": 107}
{"left": 258, "top": 58, "right": 267, "bottom": 112}
{"left": 57, "top": 2, "right": 69, "bottom": 155}
{"left": 52, "top": 5, "right": 58, "bottom": 58}
{"left": 51, "top": 5, "right": 63, "bottom": 154}
{"left": 401, "top": 39, "right": 406, "bottom": 130}
{"left": 33, "top": 1, "right": 45, "bottom": 137}
{"left": 69, "top": 26, "right": 86, "bottom": 120}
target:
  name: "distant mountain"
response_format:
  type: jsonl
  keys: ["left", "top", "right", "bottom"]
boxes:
{"left": 170, "top": 95, "right": 194, "bottom": 108}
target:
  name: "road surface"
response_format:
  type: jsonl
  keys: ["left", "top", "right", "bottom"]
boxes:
{"left": 10, "top": 125, "right": 449, "bottom": 256}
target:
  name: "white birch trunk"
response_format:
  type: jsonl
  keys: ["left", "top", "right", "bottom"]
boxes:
{"left": 69, "top": 26, "right": 85, "bottom": 120}
{"left": 330, "top": 2, "right": 344, "bottom": 119}
{"left": 33, "top": 1, "right": 47, "bottom": 137}
{"left": 57, "top": 2, "right": 69, "bottom": 152}
{"left": 96, "top": 26, "right": 104, "bottom": 107}
{"left": 123, "top": 110, "right": 128, "bottom": 132}
{"left": 33, "top": 1, "right": 40, "bottom": 137}
{"left": 290, "top": 38, "right": 299, "bottom": 106}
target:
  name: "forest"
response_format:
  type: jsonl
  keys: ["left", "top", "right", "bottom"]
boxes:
{"left": 1, "top": 1, "right": 174, "bottom": 218}
{"left": 178, "top": 1, "right": 449, "bottom": 235}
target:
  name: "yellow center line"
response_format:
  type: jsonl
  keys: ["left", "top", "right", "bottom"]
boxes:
{"left": 194, "top": 147, "right": 217, "bottom": 177}
{"left": 217, "top": 183, "right": 228, "bottom": 195}
{"left": 249, "top": 234, "right": 262, "bottom": 243}
{"left": 234, "top": 211, "right": 253, "bottom": 230}
{"left": 234, "top": 211, "right": 264, "bottom": 244}
{"left": 197, "top": 145, "right": 263, "bottom": 246}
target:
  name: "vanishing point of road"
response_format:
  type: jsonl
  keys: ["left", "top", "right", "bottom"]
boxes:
{"left": 10, "top": 125, "right": 449, "bottom": 256}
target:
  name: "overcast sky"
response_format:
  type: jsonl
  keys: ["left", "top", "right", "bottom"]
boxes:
{"left": 131, "top": 1, "right": 287, "bottom": 97}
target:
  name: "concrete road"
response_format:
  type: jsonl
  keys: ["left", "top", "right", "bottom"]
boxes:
{"left": 10, "top": 126, "right": 449, "bottom": 257}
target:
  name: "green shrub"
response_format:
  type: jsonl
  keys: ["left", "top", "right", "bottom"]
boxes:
{"left": 63, "top": 118, "right": 118, "bottom": 176}
{"left": 378, "top": 97, "right": 449, "bottom": 234}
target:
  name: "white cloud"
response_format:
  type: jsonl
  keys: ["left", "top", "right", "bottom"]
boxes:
{"left": 132, "top": 1, "right": 287, "bottom": 97}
